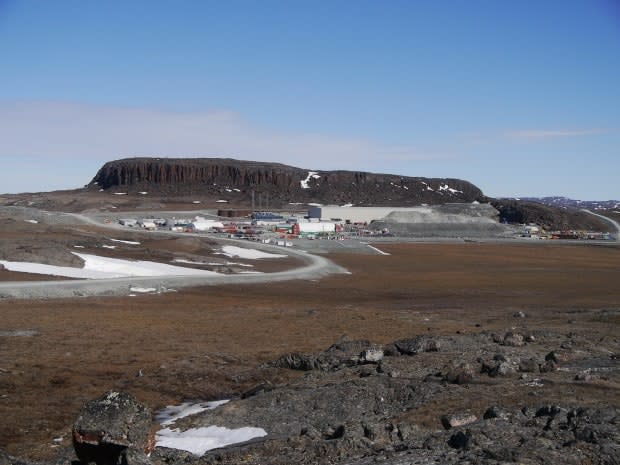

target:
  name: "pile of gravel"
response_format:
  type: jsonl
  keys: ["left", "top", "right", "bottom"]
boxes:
{"left": 369, "top": 203, "right": 516, "bottom": 238}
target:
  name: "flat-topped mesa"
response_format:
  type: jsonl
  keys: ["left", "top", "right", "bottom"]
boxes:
{"left": 91, "top": 158, "right": 304, "bottom": 189}
{"left": 89, "top": 157, "right": 486, "bottom": 206}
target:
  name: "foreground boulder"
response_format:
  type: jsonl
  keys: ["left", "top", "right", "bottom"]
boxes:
{"left": 72, "top": 391, "right": 154, "bottom": 465}
{"left": 441, "top": 413, "right": 478, "bottom": 429}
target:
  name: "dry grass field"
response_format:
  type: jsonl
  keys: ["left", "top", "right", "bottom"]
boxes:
{"left": 1, "top": 242, "right": 619, "bottom": 460}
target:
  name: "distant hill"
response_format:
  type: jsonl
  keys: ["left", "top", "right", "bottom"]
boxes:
{"left": 508, "top": 196, "right": 620, "bottom": 211}
{"left": 490, "top": 199, "right": 615, "bottom": 232}
{"left": 83, "top": 157, "right": 616, "bottom": 233}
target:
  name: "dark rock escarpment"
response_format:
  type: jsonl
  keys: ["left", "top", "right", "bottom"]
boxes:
{"left": 89, "top": 157, "right": 485, "bottom": 207}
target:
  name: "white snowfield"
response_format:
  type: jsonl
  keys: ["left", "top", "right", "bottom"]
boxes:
{"left": 156, "top": 426, "right": 267, "bottom": 456}
{"left": 438, "top": 183, "right": 463, "bottom": 194}
{"left": 300, "top": 171, "right": 320, "bottom": 189}
{"left": 156, "top": 400, "right": 231, "bottom": 426}
{"left": 0, "top": 253, "right": 220, "bottom": 279}
{"left": 129, "top": 287, "right": 157, "bottom": 293}
{"left": 155, "top": 400, "right": 267, "bottom": 455}
{"left": 0, "top": 246, "right": 347, "bottom": 299}
{"left": 219, "top": 245, "right": 286, "bottom": 259}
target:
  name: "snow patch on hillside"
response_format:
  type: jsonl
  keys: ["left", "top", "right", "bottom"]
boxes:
{"left": 301, "top": 171, "right": 320, "bottom": 189}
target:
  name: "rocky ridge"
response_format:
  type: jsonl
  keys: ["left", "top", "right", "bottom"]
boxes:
{"left": 513, "top": 196, "right": 620, "bottom": 211}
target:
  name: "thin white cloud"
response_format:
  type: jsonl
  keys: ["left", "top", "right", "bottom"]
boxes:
{"left": 506, "top": 128, "right": 611, "bottom": 140}
{"left": 0, "top": 100, "right": 440, "bottom": 171}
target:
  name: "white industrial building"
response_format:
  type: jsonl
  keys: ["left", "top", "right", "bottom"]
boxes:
{"left": 190, "top": 219, "right": 225, "bottom": 231}
{"left": 296, "top": 220, "right": 338, "bottom": 234}
{"left": 138, "top": 219, "right": 157, "bottom": 230}
{"left": 118, "top": 218, "right": 138, "bottom": 227}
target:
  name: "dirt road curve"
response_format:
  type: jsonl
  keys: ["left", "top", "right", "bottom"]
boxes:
{"left": 0, "top": 210, "right": 349, "bottom": 299}
{"left": 0, "top": 247, "right": 348, "bottom": 299}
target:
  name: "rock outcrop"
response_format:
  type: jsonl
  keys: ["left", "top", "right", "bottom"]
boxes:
{"left": 89, "top": 157, "right": 485, "bottom": 207}
{"left": 2, "top": 327, "right": 619, "bottom": 465}
{"left": 150, "top": 332, "right": 619, "bottom": 465}
{"left": 72, "top": 391, "right": 154, "bottom": 465}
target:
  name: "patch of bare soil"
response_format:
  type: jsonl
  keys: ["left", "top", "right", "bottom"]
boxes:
{"left": 0, "top": 243, "right": 619, "bottom": 461}
{"left": 0, "top": 190, "right": 256, "bottom": 213}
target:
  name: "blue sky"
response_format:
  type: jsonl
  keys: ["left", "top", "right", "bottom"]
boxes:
{"left": 0, "top": 0, "right": 618, "bottom": 199}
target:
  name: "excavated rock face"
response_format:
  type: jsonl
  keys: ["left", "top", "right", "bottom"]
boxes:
{"left": 72, "top": 391, "right": 154, "bottom": 465}
{"left": 89, "top": 157, "right": 485, "bottom": 207}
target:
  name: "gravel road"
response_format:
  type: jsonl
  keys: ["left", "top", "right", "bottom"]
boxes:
{"left": 0, "top": 208, "right": 348, "bottom": 299}
{"left": 582, "top": 209, "right": 620, "bottom": 241}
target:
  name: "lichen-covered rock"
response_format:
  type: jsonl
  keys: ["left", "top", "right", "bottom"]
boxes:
{"left": 271, "top": 352, "right": 323, "bottom": 371}
{"left": 270, "top": 339, "right": 384, "bottom": 372}
{"left": 503, "top": 332, "right": 525, "bottom": 347}
{"left": 72, "top": 391, "right": 154, "bottom": 465}
{"left": 441, "top": 413, "right": 478, "bottom": 429}
{"left": 518, "top": 357, "right": 539, "bottom": 373}
{"left": 392, "top": 336, "right": 441, "bottom": 355}
{"left": 443, "top": 362, "right": 474, "bottom": 384}
{"left": 483, "top": 406, "right": 513, "bottom": 420}
{"left": 540, "top": 359, "right": 557, "bottom": 373}
{"left": 359, "top": 347, "right": 384, "bottom": 364}
{"left": 481, "top": 358, "right": 517, "bottom": 377}
{"left": 546, "top": 350, "right": 570, "bottom": 363}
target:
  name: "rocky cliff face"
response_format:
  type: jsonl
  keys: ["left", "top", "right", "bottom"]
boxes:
{"left": 89, "top": 157, "right": 485, "bottom": 207}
